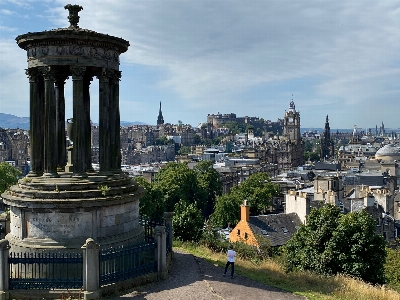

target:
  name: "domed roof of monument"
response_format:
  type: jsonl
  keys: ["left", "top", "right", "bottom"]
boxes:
{"left": 16, "top": 4, "right": 129, "bottom": 53}
{"left": 375, "top": 144, "right": 400, "bottom": 161}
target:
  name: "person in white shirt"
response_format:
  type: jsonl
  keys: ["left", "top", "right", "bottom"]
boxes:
{"left": 223, "top": 245, "right": 236, "bottom": 278}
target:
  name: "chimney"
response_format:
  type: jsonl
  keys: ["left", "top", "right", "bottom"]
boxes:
{"left": 241, "top": 200, "right": 250, "bottom": 222}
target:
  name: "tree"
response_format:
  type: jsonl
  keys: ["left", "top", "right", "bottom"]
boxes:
{"left": 325, "top": 210, "right": 386, "bottom": 283}
{"left": 230, "top": 172, "right": 280, "bottom": 215}
{"left": 0, "top": 162, "right": 21, "bottom": 194}
{"left": 135, "top": 176, "right": 165, "bottom": 221}
{"left": 193, "top": 134, "right": 202, "bottom": 145}
{"left": 153, "top": 162, "right": 202, "bottom": 211}
{"left": 211, "top": 193, "right": 242, "bottom": 228}
{"left": 173, "top": 200, "right": 204, "bottom": 242}
{"left": 155, "top": 136, "right": 172, "bottom": 145}
{"left": 284, "top": 204, "right": 386, "bottom": 284}
{"left": 385, "top": 242, "right": 400, "bottom": 290}
{"left": 178, "top": 146, "right": 191, "bottom": 155}
{"left": 193, "top": 161, "right": 222, "bottom": 219}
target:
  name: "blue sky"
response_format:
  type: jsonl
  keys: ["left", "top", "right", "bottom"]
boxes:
{"left": 1, "top": 0, "right": 399, "bottom": 130}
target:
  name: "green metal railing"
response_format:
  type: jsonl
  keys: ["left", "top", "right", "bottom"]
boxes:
{"left": 9, "top": 251, "right": 83, "bottom": 290}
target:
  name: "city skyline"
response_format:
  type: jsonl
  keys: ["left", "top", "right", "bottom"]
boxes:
{"left": 1, "top": 0, "right": 400, "bottom": 129}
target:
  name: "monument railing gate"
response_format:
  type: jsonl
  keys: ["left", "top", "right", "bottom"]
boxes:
{"left": 8, "top": 251, "right": 83, "bottom": 290}
{"left": 0, "top": 214, "right": 172, "bottom": 299}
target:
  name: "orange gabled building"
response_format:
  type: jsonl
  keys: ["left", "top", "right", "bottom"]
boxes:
{"left": 230, "top": 201, "right": 301, "bottom": 247}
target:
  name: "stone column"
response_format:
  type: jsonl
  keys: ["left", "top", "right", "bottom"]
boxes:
{"left": 39, "top": 66, "right": 58, "bottom": 177}
{"left": 163, "top": 212, "right": 174, "bottom": 255}
{"left": 0, "top": 239, "right": 10, "bottom": 300}
{"left": 55, "top": 74, "right": 68, "bottom": 171}
{"left": 26, "top": 68, "right": 44, "bottom": 177}
{"left": 98, "top": 68, "right": 111, "bottom": 173}
{"left": 82, "top": 238, "right": 100, "bottom": 300}
{"left": 83, "top": 75, "right": 93, "bottom": 172}
{"left": 155, "top": 226, "right": 167, "bottom": 278}
{"left": 70, "top": 66, "right": 87, "bottom": 177}
{"left": 110, "top": 71, "right": 121, "bottom": 172}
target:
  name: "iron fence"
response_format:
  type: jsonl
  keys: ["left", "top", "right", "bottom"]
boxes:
{"left": 8, "top": 251, "right": 83, "bottom": 290}
{"left": 99, "top": 242, "right": 157, "bottom": 286}
{"left": 139, "top": 216, "right": 171, "bottom": 257}
{"left": 139, "top": 216, "right": 163, "bottom": 242}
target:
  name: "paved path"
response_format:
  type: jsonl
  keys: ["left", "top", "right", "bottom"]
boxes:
{"left": 112, "top": 249, "right": 305, "bottom": 300}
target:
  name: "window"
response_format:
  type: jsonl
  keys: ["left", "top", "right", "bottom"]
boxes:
{"left": 245, "top": 233, "right": 248, "bottom": 239}
{"left": 261, "top": 230, "right": 269, "bottom": 236}
{"left": 376, "top": 218, "right": 381, "bottom": 226}
{"left": 282, "top": 227, "right": 289, "bottom": 234}
{"left": 237, "top": 229, "right": 240, "bottom": 236}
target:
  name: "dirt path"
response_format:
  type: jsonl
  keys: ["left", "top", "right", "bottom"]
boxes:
{"left": 111, "top": 249, "right": 305, "bottom": 300}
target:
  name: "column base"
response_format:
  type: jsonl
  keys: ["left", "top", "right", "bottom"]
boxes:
{"left": 26, "top": 172, "right": 41, "bottom": 177}
{"left": 0, "top": 291, "right": 9, "bottom": 300}
{"left": 42, "top": 172, "right": 59, "bottom": 178}
{"left": 72, "top": 172, "right": 88, "bottom": 178}
{"left": 83, "top": 290, "right": 100, "bottom": 300}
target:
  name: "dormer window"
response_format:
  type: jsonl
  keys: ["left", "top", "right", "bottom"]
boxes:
{"left": 282, "top": 227, "right": 289, "bottom": 234}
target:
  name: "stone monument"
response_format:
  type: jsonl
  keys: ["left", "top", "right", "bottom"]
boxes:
{"left": 1, "top": 4, "right": 145, "bottom": 253}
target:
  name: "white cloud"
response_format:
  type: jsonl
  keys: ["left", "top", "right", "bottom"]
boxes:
{"left": 1, "top": 0, "right": 400, "bottom": 127}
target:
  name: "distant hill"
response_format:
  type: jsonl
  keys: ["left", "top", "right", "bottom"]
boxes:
{"left": 120, "top": 121, "right": 147, "bottom": 126}
{"left": 0, "top": 113, "right": 29, "bottom": 130}
{"left": 0, "top": 113, "right": 147, "bottom": 130}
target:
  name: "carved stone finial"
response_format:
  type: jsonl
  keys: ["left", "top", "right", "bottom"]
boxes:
{"left": 64, "top": 4, "right": 83, "bottom": 28}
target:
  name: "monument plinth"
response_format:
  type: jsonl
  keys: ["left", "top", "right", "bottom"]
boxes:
{"left": 1, "top": 4, "right": 144, "bottom": 253}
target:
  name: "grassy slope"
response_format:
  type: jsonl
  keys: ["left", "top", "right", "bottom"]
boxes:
{"left": 175, "top": 243, "right": 400, "bottom": 300}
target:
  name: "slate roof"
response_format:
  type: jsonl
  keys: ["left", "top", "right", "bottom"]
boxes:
{"left": 248, "top": 213, "right": 302, "bottom": 247}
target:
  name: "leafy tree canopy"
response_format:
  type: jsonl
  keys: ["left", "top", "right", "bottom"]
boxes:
{"left": 155, "top": 136, "right": 173, "bottom": 145}
{"left": 153, "top": 162, "right": 201, "bottom": 211}
{"left": 173, "top": 200, "right": 204, "bottom": 242}
{"left": 284, "top": 204, "right": 386, "bottom": 284}
{"left": 230, "top": 172, "right": 280, "bottom": 215}
{"left": 0, "top": 162, "right": 21, "bottom": 194}
{"left": 135, "top": 176, "right": 165, "bottom": 221}
{"left": 211, "top": 193, "right": 242, "bottom": 228}
{"left": 193, "top": 161, "right": 223, "bottom": 218}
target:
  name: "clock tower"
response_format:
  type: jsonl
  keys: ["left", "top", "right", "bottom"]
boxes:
{"left": 283, "top": 100, "right": 300, "bottom": 141}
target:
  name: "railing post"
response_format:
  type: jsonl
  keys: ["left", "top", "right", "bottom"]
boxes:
{"left": 163, "top": 212, "right": 174, "bottom": 255}
{"left": 0, "top": 239, "right": 9, "bottom": 300}
{"left": 82, "top": 238, "right": 100, "bottom": 300}
{"left": 155, "top": 226, "right": 167, "bottom": 279}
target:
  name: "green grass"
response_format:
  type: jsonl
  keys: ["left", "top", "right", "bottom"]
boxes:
{"left": 175, "top": 242, "right": 400, "bottom": 300}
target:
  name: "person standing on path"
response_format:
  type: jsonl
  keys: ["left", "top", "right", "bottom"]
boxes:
{"left": 223, "top": 245, "right": 236, "bottom": 278}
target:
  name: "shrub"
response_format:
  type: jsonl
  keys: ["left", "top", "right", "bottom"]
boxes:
{"left": 385, "top": 242, "right": 400, "bottom": 291}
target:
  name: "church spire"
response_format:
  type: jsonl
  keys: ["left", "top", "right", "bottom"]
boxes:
{"left": 157, "top": 101, "right": 164, "bottom": 126}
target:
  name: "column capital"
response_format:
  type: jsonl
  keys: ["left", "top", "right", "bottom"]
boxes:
{"left": 110, "top": 70, "right": 121, "bottom": 84}
{"left": 38, "top": 66, "right": 57, "bottom": 81}
{"left": 96, "top": 68, "right": 113, "bottom": 82}
{"left": 54, "top": 73, "right": 69, "bottom": 85}
{"left": 25, "top": 68, "right": 40, "bottom": 83}
{"left": 70, "top": 66, "right": 86, "bottom": 80}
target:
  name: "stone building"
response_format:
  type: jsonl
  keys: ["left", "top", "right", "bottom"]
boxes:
{"left": 0, "top": 128, "right": 30, "bottom": 174}
{"left": 264, "top": 101, "right": 304, "bottom": 171}
{"left": 230, "top": 202, "right": 302, "bottom": 247}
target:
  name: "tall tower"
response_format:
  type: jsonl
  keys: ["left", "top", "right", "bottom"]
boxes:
{"left": 321, "top": 115, "right": 334, "bottom": 159}
{"left": 283, "top": 100, "right": 300, "bottom": 141}
{"left": 157, "top": 101, "right": 164, "bottom": 126}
